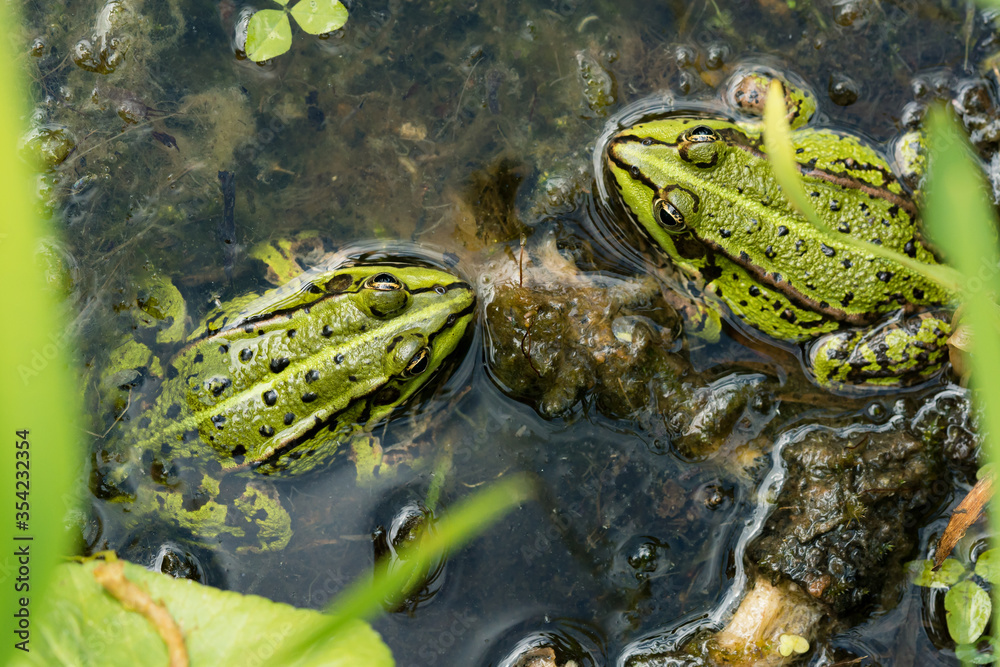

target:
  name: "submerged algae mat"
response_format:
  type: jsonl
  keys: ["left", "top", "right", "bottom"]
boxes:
{"left": 19, "top": 0, "right": 997, "bottom": 664}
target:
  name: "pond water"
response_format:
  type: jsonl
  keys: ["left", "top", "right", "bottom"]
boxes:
{"left": 21, "top": 0, "right": 999, "bottom": 664}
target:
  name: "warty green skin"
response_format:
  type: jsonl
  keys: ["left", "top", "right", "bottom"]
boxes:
{"left": 101, "top": 263, "right": 476, "bottom": 552}
{"left": 606, "top": 78, "right": 955, "bottom": 389}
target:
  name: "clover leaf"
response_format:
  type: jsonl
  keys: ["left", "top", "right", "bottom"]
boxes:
{"left": 245, "top": 0, "right": 348, "bottom": 62}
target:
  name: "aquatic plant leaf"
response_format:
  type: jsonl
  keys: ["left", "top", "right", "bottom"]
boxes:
{"left": 13, "top": 560, "right": 392, "bottom": 666}
{"left": 923, "top": 108, "right": 1000, "bottom": 584}
{"left": 908, "top": 558, "right": 965, "bottom": 588}
{"left": 975, "top": 549, "right": 1000, "bottom": 584}
{"left": 955, "top": 641, "right": 996, "bottom": 664}
{"left": 290, "top": 0, "right": 349, "bottom": 35}
{"left": 945, "top": 580, "right": 991, "bottom": 645}
{"left": 762, "top": 81, "right": 961, "bottom": 292}
{"left": 0, "top": 4, "right": 80, "bottom": 666}
{"left": 777, "top": 633, "right": 809, "bottom": 657}
{"left": 245, "top": 9, "right": 293, "bottom": 62}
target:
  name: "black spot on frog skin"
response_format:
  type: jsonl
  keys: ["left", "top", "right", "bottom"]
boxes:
{"left": 166, "top": 404, "right": 181, "bottom": 419}
{"left": 870, "top": 238, "right": 883, "bottom": 245}
{"left": 386, "top": 335, "right": 404, "bottom": 354}
{"left": 349, "top": 375, "right": 358, "bottom": 382}
{"left": 777, "top": 226, "right": 788, "bottom": 237}
{"left": 877, "top": 271, "right": 894, "bottom": 282}
{"left": 183, "top": 429, "right": 199, "bottom": 443}
{"left": 322, "top": 325, "right": 334, "bottom": 338}
{"left": 838, "top": 223, "right": 851, "bottom": 233}
{"left": 301, "top": 392, "right": 318, "bottom": 403}
{"left": 259, "top": 425, "right": 275, "bottom": 437}
{"left": 748, "top": 285, "right": 761, "bottom": 297}
{"left": 740, "top": 251, "right": 751, "bottom": 263}
{"left": 913, "top": 288, "right": 925, "bottom": 300}
{"left": 829, "top": 199, "right": 841, "bottom": 212}
{"left": 257, "top": 329, "right": 265, "bottom": 336}
{"left": 888, "top": 204, "right": 900, "bottom": 218}
{"left": 859, "top": 202, "right": 869, "bottom": 212}
{"left": 138, "top": 417, "right": 151, "bottom": 430}
{"left": 334, "top": 353, "right": 344, "bottom": 364}
{"left": 795, "top": 239, "right": 806, "bottom": 253}
{"left": 211, "top": 414, "right": 226, "bottom": 430}
{"left": 263, "top": 390, "right": 278, "bottom": 406}
{"left": 765, "top": 245, "right": 776, "bottom": 259}
{"left": 270, "top": 357, "right": 291, "bottom": 373}
{"left": 904, "top": 239, "right": 917, "bottom": 257}
{"left": 219, "top": 344, "right": 229, "bottom": 354}
{"left": 305, "top": 369, "right": 320, "bottom": 383}
{"left": 166, "top": 365, "right": 179, "bottom": 379}
{"left": 193, "top": 352, "right": 204, "bottom": 364}
{"left": 819, "top": 301, "right": 830, "bottom": 309}
{"left": 716, "top": 287, "right": 724, "bottom": 298}
{"left": 820, "top": 244, "right": 835, "bottom": 257}
{"left": 232, "top": 445, "right": 246, "bottom": 456}
{"left": 842, "top": 259, "right": 853, "bottom": 268}
{"left": 287, "top": 329, "right": 297, "bottom": 338}
{"left": 182, "top": 490, "right": 211, "bottom": 512}
{"left": 780, "top": 309, "right": 797, "bottom": 323}
{"left": 209, "top": 377, "right": 233, "bottom": 397}
{"left": 810, "top": 190, "right": 820, "bottom": 197}
{"left": 841, "top": 292, "right": 855, "bottom": 307}
{"left": 701, "top": 264, "right": 722, "bottom": 284}
{"left": 739, "top": 300, "right": 748, "bottom": 307}
{"left": 240, "top": 348, "right": 253, "bottom": 362}
{"left": 284, "top": 412, "right": 295, "bottom": 425}
{"left": 719, "top": 228, "right": 732, "bottom": 238}
{"left": 772, "top": 273, "right": 783, "bottom": 283}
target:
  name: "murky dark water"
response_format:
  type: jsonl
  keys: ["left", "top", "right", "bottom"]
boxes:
{"left": 21, "top": 0, "right": 1000, "bottom": 664}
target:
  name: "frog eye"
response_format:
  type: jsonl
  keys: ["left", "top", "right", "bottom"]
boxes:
{"left": 653, "top": 198, "right": 686, "bottom": 232}
{"left": 401, "top": 347, "right": 430, "bottom": 377}
{"left": 685, "top": 125, "right": 719, "bottom": 143}
{"left": 365, "top": 273, "right": 403, "bottom": 291}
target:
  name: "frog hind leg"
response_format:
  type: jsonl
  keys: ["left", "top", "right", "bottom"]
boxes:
{"left": 807, "top": 311, "right": 952, "bottom": 389}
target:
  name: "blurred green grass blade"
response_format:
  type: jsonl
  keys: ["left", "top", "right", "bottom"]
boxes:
{"left": 763, "top": 80, "right": 962, "bottom": 292}
{"left": 272, "top": 474, "right": 532, "bottom": 663}
{"left": 922, "top": 106, "right": 1000, "bottom": 538}
{"left": 0, "top": 3, "right": 82, "bottom": 665}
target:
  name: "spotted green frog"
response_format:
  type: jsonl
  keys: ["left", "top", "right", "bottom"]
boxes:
{"left": 604, "top": 70, "right": 954, "bottom": 391}
{"left": 95, "top": 260, "right": 475, "bottom": 553}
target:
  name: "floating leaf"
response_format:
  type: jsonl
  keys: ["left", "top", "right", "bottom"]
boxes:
{"left": 955, "top": 642, "right": 996, "bottom": 665}
{"left": 975, "top": 549, "right": 1000, "bottom": 584}
{"left": 777, "top": 633, "right": 810, "bottom": 657}
{"left": 290, "top": 0, "right": 349, "bottom": 35}
{"left": 945, "top": 580, "right": 992, "bottom": 645}
{"left": 245, "top": 9, "right": 293, "bottom": 62}
{"left": 908, "top": 558, "right": 966, "bottom": 588}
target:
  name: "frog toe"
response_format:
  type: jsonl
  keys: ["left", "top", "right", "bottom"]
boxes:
{"left": 807, "top": 313, "right": 952, "bottom": 390}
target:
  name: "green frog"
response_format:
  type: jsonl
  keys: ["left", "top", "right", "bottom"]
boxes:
{"left": 94, "top": 259, "right": 476, "bottom": 553}
{"left": 604, "top": 70, "right": 954, "bottom": 391}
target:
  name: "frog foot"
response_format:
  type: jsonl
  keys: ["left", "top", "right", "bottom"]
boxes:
{"left": 807, "top": 311, "right": 952, "bottom": 389}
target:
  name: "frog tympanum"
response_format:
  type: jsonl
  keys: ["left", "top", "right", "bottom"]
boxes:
{"left": 605, "top": 70, "right": 954, "bottom": 391}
